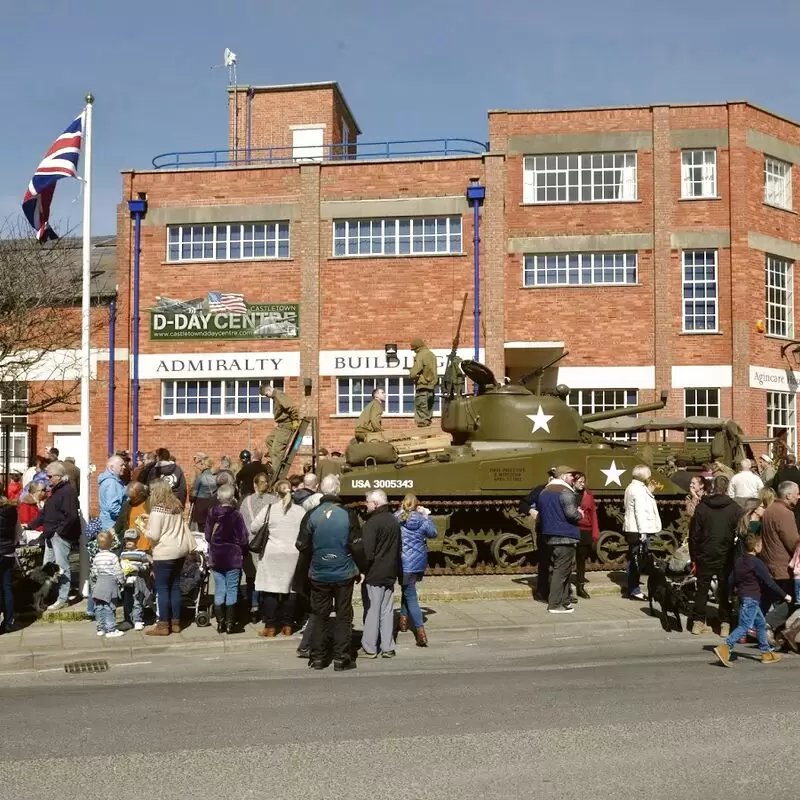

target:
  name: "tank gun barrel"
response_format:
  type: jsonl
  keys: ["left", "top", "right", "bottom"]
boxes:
{"left": 581, "top": 390, "right": 668, "bottom": 424}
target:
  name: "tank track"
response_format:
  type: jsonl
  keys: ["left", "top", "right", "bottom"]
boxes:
{"left": 346, "top": 496, "right": 688, "bottom": 575}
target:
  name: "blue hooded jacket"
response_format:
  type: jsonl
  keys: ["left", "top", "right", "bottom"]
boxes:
{"left": 97, "top": 470, "right": 125, "bottom": 531}
{"left": 395, "top": 510, "right": 437, "bottom": 575}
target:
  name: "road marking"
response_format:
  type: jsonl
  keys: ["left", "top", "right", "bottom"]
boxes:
{"left": 115, "top": 661, "right": 152, "bottom": 668}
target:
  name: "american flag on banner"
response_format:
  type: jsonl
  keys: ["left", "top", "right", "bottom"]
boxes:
{"left": 207, "top": 291, "right": 247, "bottom": 314}
{"left": 22, "top": 114, "right": 83, "bottom": 242}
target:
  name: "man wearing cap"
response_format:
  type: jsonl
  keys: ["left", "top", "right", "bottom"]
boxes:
{"left": 760, "top": 454, "right": 776, "bottom": 486}
{"left": 260, "top": 384, "right": 300, "bottom": 471}
{"left": 6, "top": 470, "right": 22, "bottom": 502}
{"left": 408, "top": 338, "right": 438, "bottom": 427}
{"left": 535, "top": 465, "right": 582, "bottom": 614}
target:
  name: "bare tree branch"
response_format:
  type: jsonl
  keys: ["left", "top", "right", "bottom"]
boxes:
{"left": 0, "top": 218, "right": 109, "bottom": 416}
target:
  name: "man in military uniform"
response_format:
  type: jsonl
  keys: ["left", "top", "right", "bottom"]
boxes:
{"left": 355, "top": 388, "right": 385, "bottom": 441}
{"left": 408, "top": 337, "right": 437, "bottom": 427}
{"left": 260, "top": 383, "right": 300, "bottom": 471}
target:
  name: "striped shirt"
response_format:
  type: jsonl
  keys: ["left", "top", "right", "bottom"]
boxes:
{"left": 90, "top": 550, "right": 124, "bottom": 584}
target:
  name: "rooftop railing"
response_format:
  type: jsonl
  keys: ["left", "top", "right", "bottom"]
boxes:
{"left": 151, "top": 138, "right": 489, "bottom": 169}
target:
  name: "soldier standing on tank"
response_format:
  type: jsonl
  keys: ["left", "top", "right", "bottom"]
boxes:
{"left": 260, "top": 383, "right": 300, "bottom": 471}
{"left": 408, "top": 338, "right": 437, "bottom": 427}
{"left": 355, "top": 388, "right": 385, "bottom": 441}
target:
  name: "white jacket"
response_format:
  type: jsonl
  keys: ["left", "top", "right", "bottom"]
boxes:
{"left": 623, "top": 479, "right": 662, "bottom": 534}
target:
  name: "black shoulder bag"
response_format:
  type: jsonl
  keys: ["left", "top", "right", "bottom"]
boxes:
{"left": 248, "top": 505, "right": 272, "bottom": 555}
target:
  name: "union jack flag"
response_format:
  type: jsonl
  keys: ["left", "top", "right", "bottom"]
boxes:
{"left": 22, "top": 114, "right": 83, "bottom": 242}
{"left": 207, "top": 291, "right": 247, "bottom": 315}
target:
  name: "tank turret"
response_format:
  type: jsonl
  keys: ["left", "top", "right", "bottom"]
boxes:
{"left": 442, "top": 361, "right": 668, "bottom": 447}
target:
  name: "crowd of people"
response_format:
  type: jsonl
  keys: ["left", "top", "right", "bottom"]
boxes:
{"left": 523, "top": 452, "right": 800, "bottom": 666}
{"left": 0, "top": 446, "right": 437, "bottom": 672}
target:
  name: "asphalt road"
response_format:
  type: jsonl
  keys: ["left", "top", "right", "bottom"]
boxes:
{"left": 0, "top": 631, "right": 797, "bottom": 800}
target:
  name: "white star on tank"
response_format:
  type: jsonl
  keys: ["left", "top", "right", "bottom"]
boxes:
{"left": 600, "top": 460, "right": 626, "bottom": 487}
{"left": 527, "top": 405, "right": 554, "bottom": 434}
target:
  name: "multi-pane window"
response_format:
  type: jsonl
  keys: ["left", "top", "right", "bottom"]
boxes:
{"left": 523, "top": 152, "right": 637, "bottom": 204}
{"left": 0, "top": 383, "right": 28, "bottom": 469}
{"left": 764, "top": 157, "right": 792, "bottom": 210}
{"left": 767, "top": 391, "right": 796, "bottom": 455}
{"left": 684, "top": 388, "right": 721, "bottom": 442}
{"left": 523, "top": 252, "right": 637, "bottom": 287}
{"left": 336, "top": 377, "right": 441, "bottom": 417}
{"left": 681, "top": 149, "right": 717, "bottom": 198}
{"left": 161, "top": 379, "right": 283, "bottom": 417}
{"left": 332, "top": 217, "right": 462, "bottom": 257}
{"left": 567, "top": 389, "right": 638, "bottom": 441}
{"left": 167, "top": 223, "right": 290, "bottom": 262}
{"left": 682, "top": 250, "right": 718, "bottom": 332}
{"left": 765, "top": 254, "right": 794, "bottom": 338}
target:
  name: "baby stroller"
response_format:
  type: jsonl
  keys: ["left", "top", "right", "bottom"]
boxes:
{"left": 178, "top": 551, "right": 212, "bottom": 627}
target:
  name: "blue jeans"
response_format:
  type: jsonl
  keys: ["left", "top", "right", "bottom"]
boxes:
{"left": 794, "top": 579, "right": 800, "bottom": 605}
{"left": 95, "top": 600, "right": 117, "bottom": 633}
{"left": 0, "top": 556, "right": 14, "bottom": 630}
{"left": 726, "top": 597, "right": 771, "bottom": 653}
{"left": 401, "top": 572, "right": 424, "bottom": 629}
{"left": 153, "top": 558, "right": 184, "bottom": 622}
{"left": 212, "top": 569, "right": 241, "bottom": 606}
{"left": 42, "top": 534, "right": 72, "bottom": 604}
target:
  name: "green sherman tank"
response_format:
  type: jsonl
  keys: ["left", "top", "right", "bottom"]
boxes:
{"left": 338, "top": 359, "right": 687, "bottom": 573}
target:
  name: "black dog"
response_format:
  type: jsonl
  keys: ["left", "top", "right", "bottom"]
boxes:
{"left": 648, "top": 562, "right": 690, "bottom": 632}
{"left": 16, "top": 563, "right": 62, "bottom": 613}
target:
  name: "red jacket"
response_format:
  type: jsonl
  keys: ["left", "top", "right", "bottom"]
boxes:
{"left": 577, "top": 489, "right": 600, "bottom": 542}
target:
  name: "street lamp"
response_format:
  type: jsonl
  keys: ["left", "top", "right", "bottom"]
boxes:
{"left": 466, "top": 177, "right": 485, "bottom": 363}
{"left": 384, "top": 343, "right": 399, "bottom": 368}
{"left": 779, "top": 340, "right": 800, "bottom": 366}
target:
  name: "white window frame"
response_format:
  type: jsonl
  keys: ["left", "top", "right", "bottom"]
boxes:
{"left": 166, "top": 223, "right": 290, "bottom": 263}
{"left": 764, "top": 156, "right": 792, "bottom": 210}
{"left": 683, "top": 388, "right": 721, "bottom": 443}
{"left": 332, "top": 216, "right": 462, "bottom": 257}
{"left": 523, "top": 152, "right": 637, "bottom": 204}
{"left": 566, "top": 388, "right": 639, "bottom": 441}
{"left": 160, "top": 378, "right": 283, "bottom": 419}
{"left": 336, "top": 376, "right": 442, "bottom": 418}
{"left": 681, "top": 149, "right": 717, "bottom": 199}
{"left": 0, "top": 383, "right": 28, "bottom": 470}
{"left": 765, "top": 254, "right": 794, "bottom": 339}
{"left": 767, "top": 391, "right": 797, "bottom": 455}
{"left": 522, "top": 251, "right": 637, "bottom": 287}
{"left": 682, "top": 249, "right": 719, "bottom": 333}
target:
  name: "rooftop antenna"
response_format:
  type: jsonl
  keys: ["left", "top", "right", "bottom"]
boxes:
{"left": 211, "top": 48, "right": 239, "bottom": 162}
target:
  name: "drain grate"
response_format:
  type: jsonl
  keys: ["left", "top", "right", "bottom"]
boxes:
{"left": 64, "top": 660, "right": 110, "bottom": 674}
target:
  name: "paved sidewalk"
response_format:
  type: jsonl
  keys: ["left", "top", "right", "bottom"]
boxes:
{"left": 0, "top": 593, "right": 695, "bottom": 673}
{"left": 38, "top": 571, "right": 626, "bottom": 622}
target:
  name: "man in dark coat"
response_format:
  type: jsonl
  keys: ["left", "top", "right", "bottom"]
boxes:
{"left": 688, "top": 475, "right": 741, "bottom": 636}
{"left": 296, "top": 483, "right": 361, "bottom": 671}
{"left": 359, "top": 489, "right": 402, "bottom": 657}
{"left": 771, "top": 453, "right": 800, "bottom": 529}
{"left": 24, "top": 462, "right": 81, "bottom": 611}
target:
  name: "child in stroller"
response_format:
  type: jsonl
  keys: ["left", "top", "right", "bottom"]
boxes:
{"left": 179, "top": 551, "right": 212, "bottom": 627}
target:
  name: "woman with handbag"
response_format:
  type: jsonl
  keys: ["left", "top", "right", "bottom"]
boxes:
{"left": 622, "top": 464, "right": 662, "bottom": 601}
{"left": 145, "top": 480, "right": 195, "bottom": 636}
{"left": 240, "top": 473, "right": 277, "bottom": 622}
{"left": 205, "top": 483, "right": 249, "bottom": 634}
{"left": 252, "top": 480, "right": 305, "bottom": 637}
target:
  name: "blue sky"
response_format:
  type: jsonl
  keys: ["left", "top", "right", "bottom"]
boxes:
{"left": 2, "top": 0, "right": 799, "bottom": 234}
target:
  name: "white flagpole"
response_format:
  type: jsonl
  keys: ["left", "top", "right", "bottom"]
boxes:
{"left": 78, "top": 93, "right": 93, "bottom": 597}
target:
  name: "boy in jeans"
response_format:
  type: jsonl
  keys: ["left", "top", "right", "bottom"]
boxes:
{"left": 714, "top": 532, "right": 792, "bottom": 667}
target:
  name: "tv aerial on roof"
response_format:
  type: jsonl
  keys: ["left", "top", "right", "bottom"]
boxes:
{"left": 211, "top": 47, "right": 238, "bottom": 85}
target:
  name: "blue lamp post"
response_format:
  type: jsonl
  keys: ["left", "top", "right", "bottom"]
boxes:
{"left": 466, "top": 177, "right": 486, "bottom": 363}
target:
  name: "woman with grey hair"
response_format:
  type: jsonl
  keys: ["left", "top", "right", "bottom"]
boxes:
{"left": 623, "top": 464, "right": 662, "bottom": 600}
{"left": 240, "top": 473, "right": 277, "bottom": 622}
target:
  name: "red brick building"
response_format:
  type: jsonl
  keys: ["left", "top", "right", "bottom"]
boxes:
{"left": 32, "top": 82, "right": 800, "bottom": 476}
